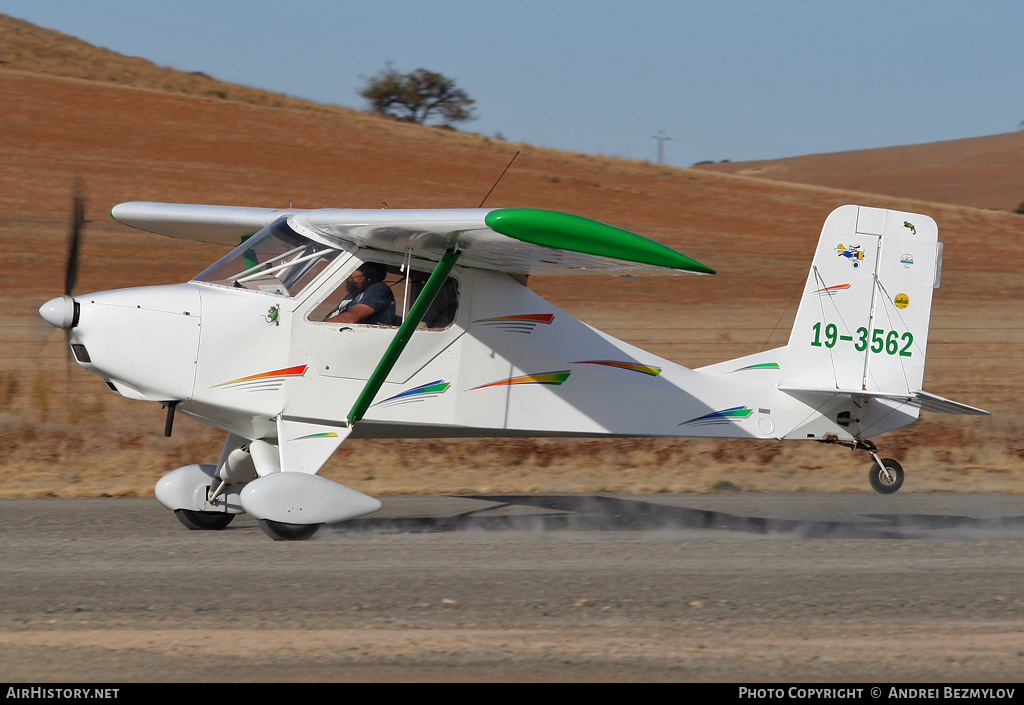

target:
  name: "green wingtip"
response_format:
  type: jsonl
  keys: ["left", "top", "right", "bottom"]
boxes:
{"left": 484, "top": 208, "right": 715, "bottom": 274}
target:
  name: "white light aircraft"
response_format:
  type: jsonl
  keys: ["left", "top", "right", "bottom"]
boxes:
{"left": 39, "top": 201, "right": 989, "bottom": 540}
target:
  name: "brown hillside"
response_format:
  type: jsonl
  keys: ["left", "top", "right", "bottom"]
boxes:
{"left": 0, "top": 13, "right": 328, "bottom": 110}
{"left": 695, "top": 132, "right": 1024, "bottom": 212}
{"left": 1, "top": 15, "right": 1022, "bottom": 496}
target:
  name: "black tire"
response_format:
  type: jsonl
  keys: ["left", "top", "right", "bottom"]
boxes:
{"left": 868, "top": 458, "right": 905, "bottom": 494}
{"left": 174, "top": 508, "right": 235, "bottom": 530}
{"left": 258, "top": 518, "right": 321, "bottom": 541}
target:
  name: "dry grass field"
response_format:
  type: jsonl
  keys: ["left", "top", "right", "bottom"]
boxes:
{"left": 2, "top": 14, "right": 1022, "bottom": 497}
{"left": 695, "top": 131, "right": 1024, "bottom": 213}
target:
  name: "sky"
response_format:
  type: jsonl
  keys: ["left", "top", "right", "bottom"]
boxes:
{"left": 5, "top": 0, "right": 1024, "bottom": 167}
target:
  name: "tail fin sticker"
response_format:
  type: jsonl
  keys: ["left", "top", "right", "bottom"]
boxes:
{"left": 836, "top": 244, "right": 865, "bottom": 268}
{"left": 814, "top": 283, "right": 850, "bottom": 296}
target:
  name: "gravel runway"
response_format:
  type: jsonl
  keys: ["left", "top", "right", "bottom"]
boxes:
{"left": 1, "top": 494, "right": 1022, "bottom": 682}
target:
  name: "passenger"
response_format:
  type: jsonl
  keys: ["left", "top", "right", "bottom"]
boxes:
{"left": 324, "top": 262, "right": 396, "bottom": 325}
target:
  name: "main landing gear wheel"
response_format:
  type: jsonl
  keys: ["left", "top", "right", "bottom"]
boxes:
{"left": 868, "top": 458, "right": 905, "bottom": 495}
{"left": 174, "top": 508, "right": 235, "bottom": 530}
{"left": 258, "top": 519, "right": 321, "bottom": 541}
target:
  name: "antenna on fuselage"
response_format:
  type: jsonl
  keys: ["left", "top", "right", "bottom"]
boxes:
{"left": 478, "top": 151, "right": 520, "bottom": 208}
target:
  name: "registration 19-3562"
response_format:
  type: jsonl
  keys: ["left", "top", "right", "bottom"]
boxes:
{"left": 811, "top": 322, "right": 913, "bottom": 357}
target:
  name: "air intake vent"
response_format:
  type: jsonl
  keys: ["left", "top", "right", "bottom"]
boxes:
{"left": 71, "top": 344, "right": 91, "bottom": 363}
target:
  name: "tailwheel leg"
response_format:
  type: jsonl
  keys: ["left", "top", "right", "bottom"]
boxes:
{"left": 867, "top": 452, "right": 905, "bottom": 494}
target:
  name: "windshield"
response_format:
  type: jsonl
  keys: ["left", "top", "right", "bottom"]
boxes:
{"left": 194, "top": 217, "right": 342, "bottom": 297}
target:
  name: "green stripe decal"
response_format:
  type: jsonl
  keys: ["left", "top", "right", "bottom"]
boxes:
{"left": 732, "top": 362, "right": 780, "bottom": 372}
{"left": 484, "top": 208, "right": 715, "bottom": 274}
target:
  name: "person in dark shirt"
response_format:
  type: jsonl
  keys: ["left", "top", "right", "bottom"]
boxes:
{"left": 325, "top": 262, "right": 396, "bottom": 325}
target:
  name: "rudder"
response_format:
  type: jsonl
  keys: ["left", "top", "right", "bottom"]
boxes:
{"left": 780, "top": 205, "right": 941, "bottom": 395}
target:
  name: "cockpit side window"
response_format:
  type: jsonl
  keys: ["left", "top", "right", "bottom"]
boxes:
{"left": 193, "top": 218, "right": 342, "bottom": 298}
{"left": 307, "top": 259, "right": 459, "bottom": 329}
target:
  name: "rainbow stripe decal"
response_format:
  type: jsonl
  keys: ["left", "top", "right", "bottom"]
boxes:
{"left": 373, "top": 380, "right": 451, "bottom": 407}
{"left": 679, "top": 406, "right": 753, "bottom": 427}
{"left": 814, "top": 283, "right": 851, "bottom": 296}
{"left": 573, "top": 360, "right": 662, "bottom": 376}
{"left": 470, "top": 371, "right": 571, "bottom": 391}
{"left": 214, "top": 364, "right": 308, "bottom": 391}
{"left": 730, "top": 362, "right": 780, "bottom": 373}
{"left": 474, "top": 314, "right": 555, "bottom": 324}
{"left": 473, "top": 313, "right": 554, "bottom": 334}
{"left": 295, "top": 432, "right": 341, "bottom": 440}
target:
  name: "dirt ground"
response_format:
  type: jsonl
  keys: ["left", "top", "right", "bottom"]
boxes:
{"left": 1, "top": 497, "right": 1022, "bottom": 682}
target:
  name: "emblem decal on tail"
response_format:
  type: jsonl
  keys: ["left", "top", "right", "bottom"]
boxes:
{"left": 836, "top": 244, "right": 865, "bottom": 268}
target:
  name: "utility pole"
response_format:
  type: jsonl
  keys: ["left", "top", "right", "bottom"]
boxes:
{"left": 652, "top": 131, "right": 671, "bottom": 164}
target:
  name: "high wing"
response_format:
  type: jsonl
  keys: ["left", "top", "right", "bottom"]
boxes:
{"left": 110, "top": 201, "right": 715, "bottom": 276}
{"left": 110, "top": 202, "right": 292, "bottom": 246}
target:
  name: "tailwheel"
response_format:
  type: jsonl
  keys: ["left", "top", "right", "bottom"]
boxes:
{"left": 868, "top": 457, "right": 904, "bottom": 494}
{"left": 174, "top": 508, "right": 235, "bottom": 530}
{"left": 258, "top": 518, "right": 321, "bottom": 541}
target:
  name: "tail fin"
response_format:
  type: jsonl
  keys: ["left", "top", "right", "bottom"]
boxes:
{"left": 780, "top": 205, "right": 940, "bottom": 395}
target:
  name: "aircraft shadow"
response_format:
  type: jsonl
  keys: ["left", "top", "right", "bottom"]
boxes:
{"left": 331, "top": 495, "right": 1024, "bottom": 539}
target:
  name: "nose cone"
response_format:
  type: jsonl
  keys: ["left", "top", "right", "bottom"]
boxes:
{"left": 39, "top": 295, "right": 77, "bottom": 329}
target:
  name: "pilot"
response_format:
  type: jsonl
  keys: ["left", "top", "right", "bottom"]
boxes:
{"left": 324, "top": 262, "right": 397, "bottom": 325}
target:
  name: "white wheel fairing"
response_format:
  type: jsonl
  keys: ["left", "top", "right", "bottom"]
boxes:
{"left": 155, "top": 464, "right": 244, "bottom": 514}
{"left": 240, "top": 472, "right": 382, "bottom": 525}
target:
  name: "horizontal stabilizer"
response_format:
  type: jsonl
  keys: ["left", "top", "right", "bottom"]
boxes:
{"left": 780, "top": 386, "right": 990, "bottom": 415}
{"left": 910, "top": 390, "right": 990, "bottom": 415}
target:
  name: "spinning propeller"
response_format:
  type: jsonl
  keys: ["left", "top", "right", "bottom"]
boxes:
{"left": 39, "top": 179, "right": 87, "bottom": 334}
{"left": 65, "top": 178, "right": 86, "bottom": 298}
